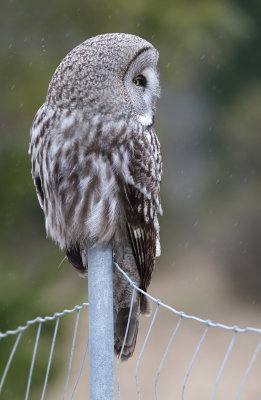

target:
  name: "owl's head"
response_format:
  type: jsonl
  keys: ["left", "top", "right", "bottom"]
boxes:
{"left": 47, "top": 33, "right": 160, "bottom": 127}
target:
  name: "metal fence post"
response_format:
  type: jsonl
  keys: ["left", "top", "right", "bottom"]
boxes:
{"left": 88, "top": 242, "right": 115, "bottom": 400}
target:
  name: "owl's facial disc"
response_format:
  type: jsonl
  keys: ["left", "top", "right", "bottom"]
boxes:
{"left": 123, "top": 48, "right": 160, "bottom": 127}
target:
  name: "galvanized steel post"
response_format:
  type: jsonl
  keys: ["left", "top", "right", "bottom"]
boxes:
{"left": 88, "top": 242, "right": 115, "bottom": 400}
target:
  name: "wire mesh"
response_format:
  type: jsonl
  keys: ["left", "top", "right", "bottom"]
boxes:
{"left": 0, "top": 264, "right": 261, "bottom": 399}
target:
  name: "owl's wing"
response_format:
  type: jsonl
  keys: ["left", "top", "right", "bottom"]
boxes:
{"left": 122, "top": 127, "right": 162, "bottom": 292}
{"left": 29, "top": 103, "right": 51, "bottom": 211}
{"left": 124, "top": 184, "right": 157, "bottom": 292}
{"left": 34, "top": 176, "right": 45, "bottom": 209}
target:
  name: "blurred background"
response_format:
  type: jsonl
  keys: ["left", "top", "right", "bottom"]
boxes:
{"left": 1, "top": 0, "right": 261, "bottom": 398}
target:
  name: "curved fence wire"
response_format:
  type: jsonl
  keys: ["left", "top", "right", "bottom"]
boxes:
{"left": 0, "top": 263, "right": 261, "bottom": 399}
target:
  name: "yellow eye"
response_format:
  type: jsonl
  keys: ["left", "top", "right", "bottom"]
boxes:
{"left": 133, "top": 75, "right": 147, "bottom": 87}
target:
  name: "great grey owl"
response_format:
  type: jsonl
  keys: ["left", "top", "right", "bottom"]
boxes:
{"left": 29, "top": 33, "right": 162, "bottom": 360}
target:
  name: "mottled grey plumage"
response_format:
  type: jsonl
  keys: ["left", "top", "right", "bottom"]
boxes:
{"left": 29, "top": 33, "right": 162, "bottom": 359}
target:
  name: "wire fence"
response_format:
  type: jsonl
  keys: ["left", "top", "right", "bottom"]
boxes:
{"left": 1, "top": 261, "right": 261, "bottom": 399}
